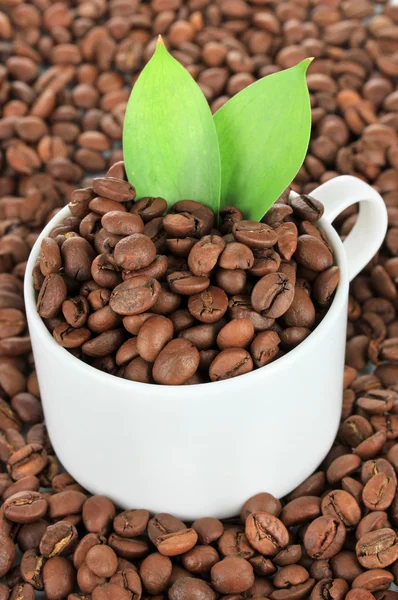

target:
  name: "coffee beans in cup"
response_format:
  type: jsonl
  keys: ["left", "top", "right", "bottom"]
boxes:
{"left": 33, "top": 164, "right": 339, "bottom": 386}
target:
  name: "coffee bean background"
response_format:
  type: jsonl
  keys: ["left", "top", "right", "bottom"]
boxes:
{"left": 1, "top": 0, "right": 398, "bottom": 598}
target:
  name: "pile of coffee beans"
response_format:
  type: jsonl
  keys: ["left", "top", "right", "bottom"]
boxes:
{"left": 1, "top": 0, "right": 398, "bottom": 596}
{"left": 33, "top": 166, "right": 338, "bottom": 385}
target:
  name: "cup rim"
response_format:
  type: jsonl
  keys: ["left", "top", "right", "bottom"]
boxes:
{"left": 24, "top": 200, "right": 349, "bottom": 392}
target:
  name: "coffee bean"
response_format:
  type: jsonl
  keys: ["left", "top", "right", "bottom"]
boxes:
{"left": 140, "top": 552, "right": 172, "bottom": 594}
{"left": 20, "top": 549, "right": 44, "bottom": 590}
{"left": 7, "top": 444, "right": 47, "bottom": 481}
{"left": 169, "top": 577, "right": 216, "bottom": 600}
{"left": 362, "top": 473, "right": 396, "bottom": 511}
{"left": 92, "top": 178, "right": 135, "bottom": 202}
{"left": 108, "top": 533, "right": 150, "bottom": 560}
{"left": 109, "top": 568, "right": 142, "bottom": 597}
{"left": 114, "top": 234, "right": 157, "bottom": 271}
{"left": 153, "top": 339, "right": 200, "bottom": 385}
{"left": 219, "top": 242, "right": 254, "bottom": 270}
{"left": 48, "top": 490, "right": 87, "bottom": 519}
{"left": 304, "top": 516, "right": 346, "bottom": 559}
{"left": 42, "top": 557, "right": 76, "bottom": 600}
{"left": 167, "top": 271, "right": 210, "bottom": 295}
{"left": 136, "top": 315, "right": 173, "bottom": 362}
{"left": 216, "top": 318, "right": 254, "bottom": 349}
{"left": 0, "top": 536, "right": 15, "bottom": 578}
{"left": 37, "top": 274, "right": 67, "bottom": 319}
{"left": 62, "top": 236, "right": 96, "bottom": 282}
{"left": 211, "top": 557, "right": 254, "bottom": 594}
{"left": 232, "top": 220, "right": 278, "bottom": 249}
{"left": 188, "top": 286, "right": 228, "bottom": 323}
{"left": 110, "top": 277, "right": 161, "bottom": 316}
{"left": 296, "top": 235, "right": 333, "bottom": 272}
{"left": 251, "top": 272, "right": 295, "bottom": 318}
{"left": 218, "top": 526, "right": 254, "bottom": 560}
{"left": 131, "top": 197, "right": 167, "bottom": 221}
{"left": 192, "top": 517, "right": 224, "bottom": 545}
{"left": 188, "top": 235, "right": 225, "bottom": 276}
{"left": 3, "top": 491, "right": 47, "bottom": 524}
{"left": 86, "top": 544, "right": 118, "bottom": 578}
{"left": 245, "top": 512, "right": 289, "bottom": 556}
{"left": 280, "top": 496, "right": 322, "bottom": 527}
{"left": 289, "top": 194, "right": 324, "bottom": 222}
{"left": 356, "top": 528, "right": 398, "bottom": 569}
{"left": 209, "top": 347, "right": 253, "bottom": 381}
{"left": 39, "top": 521, "right": 78, "bottom": 558}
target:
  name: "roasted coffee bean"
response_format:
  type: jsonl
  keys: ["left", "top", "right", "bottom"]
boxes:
{"left": 3, "top": 491, "right": 47, "bottom": 524}
{"left": 148, "top": 514, "right": 197, "bottom": 556}
{"left": 42, "top": 556, "right": 76, "bottom": 600}
{"left": 280, "top": 496, "right": 321, "bottom": 527}
{"left": 20, "top": 549, "right": 45, "bottom": 590}
{"left": 219, "top": 242, "right": 254, "bottom": 270}
{"left": 209, "top": 347, "right": 253, "bottom": 381}
{"left": 251, "top": 330, "right": 280, "bottom": 367}
{"left": 92, "top": 178, "right": 135, "bottom": 203}
{"left": 216, "top": 318, "right": 254, "bottom": 350}
{"left": 295, "top": 235, "right": 333, "bottom": 272}
{"left": 40, "top": 238, "right": 62, "bottom": 276}
{"left": 37, "top": 274, "right": 67, "bottom": 319}
{"left": 356, "top": 528, "right": 398, "bottom": 569}
{"left": 131, "top": 197, "right": 167, "bottom": 221}
{"left": 62, "top": 296, "right": 89, "bottom": 328}
{"left": 192, "top": 517, "right": 224, "bottom": 545}
{"left": 211, "top": 557, "right": 254, "bottom": 594}
{"left": 153, "top": 339, "right": 200, "bottom": 385}
{"left": 108, "top": 533, "right": 150, "bottom": 560}
{"left": 109, "top": 567, "right": 142, "bottom": 597}
{"left": 48, "top": 490, "right": 87, "bottom": 519}
{"left": 114, "top": 234, "right": 156, "bottom": 271}
{"left": 245, "top": 512, "right": 289, "bottom": 556}
{"left": 0, "top": 535, "right": 16, "bottom": 578}
{"left": 321, "top": 490, "right": 361, "bottom": 528}
{"left": 169, "top": 577, "right": 216, "bottom": 600}
{"left": 136, "top": 315, "right": 173, "bottom": 362}
{"left": 289, "top": 194, "right": 324, "bottom": 222}
{"left": 167, "top": 272, "right": 210, "bottom": 295}
{"left": 110, "top": 277, "right": 161, "bottom": 316}
{"left": 251, "top": 272, "right": 295, "bottom": 318}
{"left": 82, "top": 495, "right": 116, "bottom": 535}
{"left": 113, "top": 509, "right": 149, "bottom": 538}
{"left": 232, "top": 221, "right": 278, "bottom": 249}
{"left": 7, "top": 444, "right": 47, "bottom": 481}
{"left": 241, "top": 492, "right": 282, "bottom": 522}
{"left": 188, "top": 235, "right": 225, "bottom": 276}
{"left": 188, "top": 286, "right": 228, "bottom": 323}
{"left": 140, "top": 552, "right": 172, "bottom": 594}
{"left": 102, "top": 211, "right": 144, "bottom": 236}
{"left": 62, "top": 236, "right": 96, "bottom": 282}
{"left": 304, "top": 516, "right": 346, "bottom": 559}
{"left": 179, "top": 322, "right": 225, "bottom": 350}
{"left": 181, "top": 545, "right": 219, "bottom": 573}
{"left": 218, "top": 526, "right": 254, "bottom": 559}
{"left": 362, "top": 473, "right": 396, "bottom": 511}
{"left": 86, "top": 544, "right": 118, "bottom": 578}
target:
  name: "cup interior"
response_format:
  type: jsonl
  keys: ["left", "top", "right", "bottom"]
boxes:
{"left": 25, "top": 203, "right": 349, "bottom": 392}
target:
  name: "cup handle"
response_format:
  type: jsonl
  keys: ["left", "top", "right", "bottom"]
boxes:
{"left": 309, "top": 175, "right": 388, "bottom": 282}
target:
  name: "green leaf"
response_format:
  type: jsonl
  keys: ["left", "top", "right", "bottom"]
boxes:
{"left": 123, "top": 38, "right": 221, "bottom": 213}
{"left": 214, "top": 59, "right": 312, "bottom": 221}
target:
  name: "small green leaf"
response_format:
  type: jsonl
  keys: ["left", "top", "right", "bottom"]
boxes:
{"left": 123, "top": 38, "right": 221, "bottom": 212}
{"left": 214, "top": 59, "right": 312, "bottom": 221}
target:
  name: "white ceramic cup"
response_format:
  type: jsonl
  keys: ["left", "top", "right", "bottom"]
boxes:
{"left": 25, "top": 175, "right": 387, "bottom": 520}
